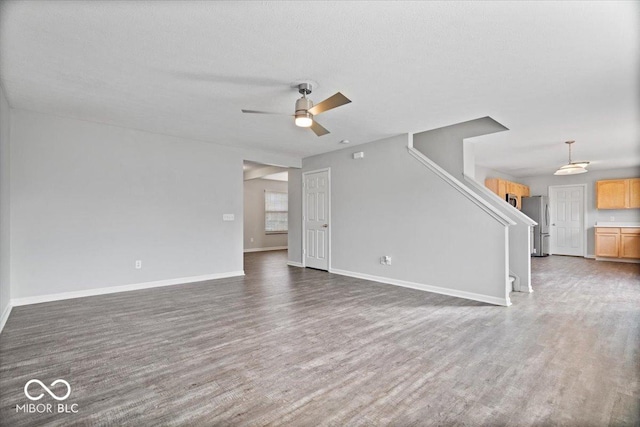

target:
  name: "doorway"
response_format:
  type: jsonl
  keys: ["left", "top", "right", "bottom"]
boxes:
{"left": 303, "top": 168, "right": 330, "bottom": 271}
{"left": 549, "top": 184, "right": 586, "bottom": 257}
{"left": 242, "top": 160, "right": 290, "bottom": 255}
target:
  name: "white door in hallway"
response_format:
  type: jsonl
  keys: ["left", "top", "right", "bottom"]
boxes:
{"left": 303, "top": 169, "right": 330, "bottom": 270}
{"left": 549, "top": 185, "right": 585, "bottom": 256}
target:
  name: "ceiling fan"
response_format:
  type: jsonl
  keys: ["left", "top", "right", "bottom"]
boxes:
{"left": 241, "top": 83, "right": 351, "bottom": 136}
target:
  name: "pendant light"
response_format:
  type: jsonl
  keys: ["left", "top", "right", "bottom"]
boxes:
{"left": 554, "top": 141, "right": 589, "bottom": 175}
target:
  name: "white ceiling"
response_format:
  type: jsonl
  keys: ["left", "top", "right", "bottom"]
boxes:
{"left": 0, "top": 1, "right": 638, "bottom": 177}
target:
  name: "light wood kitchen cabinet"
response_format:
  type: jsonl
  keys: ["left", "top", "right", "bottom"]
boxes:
{"left": 595, "top": 229, "right": 619, "bottom": 257}
{"left": 621, "top": 228, "right": 640, "bottom": 259}
{"left": 498, "top": 180, "right": 507, "bottom": 199}
{"left": 485, "top": 178, "right": 530, "bottom": 210}
{"left": 596, "top": 178, "right": 640, "bottom": 209}
{"left": 485, "top": 178, "right": 506, "bottom": 199}
{"left": 595, "top": 227, "right": 640, "bottom": 260}
{"left": 629, "top": 178, "right": 640, "bottom": 208}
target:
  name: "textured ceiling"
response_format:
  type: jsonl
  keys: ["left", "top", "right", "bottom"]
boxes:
{"left": 0, "top": 1, "right": 638, "bottom": 177}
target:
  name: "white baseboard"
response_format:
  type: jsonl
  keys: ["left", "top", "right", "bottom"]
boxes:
{"left": 287, "top": 261, "right": 304, "bottom": 268}
{"left": 244, "top": 246, "right": 288, "bottom": 253}
{"left": 0, "top": 304, "right": 12, "bottom": 335}
{"left": 585, "top": 254, "right": 596, "bottom": 259}
{"left": 329, "top": 268, "right": 511, "bottom": 307}
{"left": 10, "top": 271, "right": 245, "bottom": 307}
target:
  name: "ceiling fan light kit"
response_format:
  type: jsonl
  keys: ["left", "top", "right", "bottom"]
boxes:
{"left": 242, "top": 82, "right": 351, "bottom": 137}
{"left": 294, "top": 114, "right": 313, "bottom": 128}
{"left": 554, "top": 140, "right": 590, "bottom": 175}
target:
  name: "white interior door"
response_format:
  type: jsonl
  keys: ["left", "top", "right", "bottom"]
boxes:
{"left": 304, "top": 169, "right": 330, "bottom": 270}
{"left": 549, "top": 185, "right": 585, "bottom": 256}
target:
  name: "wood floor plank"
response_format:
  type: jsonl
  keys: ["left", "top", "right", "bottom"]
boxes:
{"left": 0, "top": 252, "right": 638, "bottom": 426}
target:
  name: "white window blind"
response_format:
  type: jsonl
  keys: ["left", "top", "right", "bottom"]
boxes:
{"left": 265, "top": 191, "right": 288, "bottom": 233}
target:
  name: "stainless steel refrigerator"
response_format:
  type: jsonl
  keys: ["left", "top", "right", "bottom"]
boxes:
{"left": 522, "top": 195, "right": 550, "bottom": 257}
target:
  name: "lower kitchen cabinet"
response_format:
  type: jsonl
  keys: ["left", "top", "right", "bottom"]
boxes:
{"left": 595, "top": 227, "right": 640, "bottom": 260}
{"left": 596, "top": 229, "right": 619, "bottom": 257}
{"left": 621, "top": 230, "right": 640, "bottom": 259}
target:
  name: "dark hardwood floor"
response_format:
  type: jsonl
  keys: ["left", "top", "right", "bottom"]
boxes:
{"left": 0, "top": 251, "right": 638, "bottom": 426}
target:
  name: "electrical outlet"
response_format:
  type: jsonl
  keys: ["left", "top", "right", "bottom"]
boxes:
{"left": 135, "top": 260, "right": 142, "bottom": 269}
{"left": 250, "top": 237, "right": 254, "bottom": 242}
{"left": 223, "top": 214, "right": 235, "bottom": 221}
{"left": 380, "top": 256, "right": 392, "bottom": 265}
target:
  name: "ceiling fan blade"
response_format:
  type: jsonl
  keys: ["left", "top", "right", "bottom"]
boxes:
{"left": 241, "top": 109, "right": 290, "bottom": 115}
{"left": 308, "top": 92, "right": 351, "bottom": 115}
{"left": 310, "top": 121, "right": 330, "bottom": 137}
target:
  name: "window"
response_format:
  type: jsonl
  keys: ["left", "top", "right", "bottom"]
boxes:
{"left": 265, "top": 191, "right": 288, "bottom": 233}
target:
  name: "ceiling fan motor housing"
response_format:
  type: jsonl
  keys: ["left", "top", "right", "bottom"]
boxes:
{"left": 295, "top": 96, "right": 313, "bottom": 119}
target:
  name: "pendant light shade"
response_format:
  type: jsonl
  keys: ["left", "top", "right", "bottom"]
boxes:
{"left": 554, "top": 163, "right": 588, "bottom": 175}
{"left": 554, "top": 141, "right": 589, "bottom": 175}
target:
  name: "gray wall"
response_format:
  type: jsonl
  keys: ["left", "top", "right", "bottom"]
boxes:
{"left": 521, "top": 166, "right": 640, "bottom": 257}
{"left": 243, "top": 178, "right": 288, "bottom": 251}
{"left": 287, "top": 168, "right": 302, "bottom": 264}
{"left": 297, "top": 134, "right": 509, "bottom": 303}
{"left": 0, "top": 85, "right": 10, "bottom": 318}
{"left": 474, "top": 165, "right": 518, "bottom": 184}
{"left": 9, "top": 109, "right": 269, "bottom": 299}
{"left": 413, "top": 117, "right": 508, "bottom": 182}
{"left": 414, "top": 129, "right": 463, "bottom": 179}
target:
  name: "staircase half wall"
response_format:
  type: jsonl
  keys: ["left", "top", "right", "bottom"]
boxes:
{"left": 299, "top": 133, "right": 514, "bottom": 306}
{"left": 411, "top": 117, "right": 535, "bottom": 293}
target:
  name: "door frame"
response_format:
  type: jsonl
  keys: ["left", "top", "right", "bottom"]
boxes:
{"left": 548, "top": 184, "right": 588, "bottom": 257}
{"left": 301, "top": 168, "right": 331, "bottom": 270}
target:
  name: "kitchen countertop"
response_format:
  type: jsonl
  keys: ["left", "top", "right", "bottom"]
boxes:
{"left": 595, "top": 222, "right": 640, "bottom": 228}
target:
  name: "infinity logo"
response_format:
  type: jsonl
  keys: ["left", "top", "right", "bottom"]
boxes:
{"left": 24, "top": 379, "right": 71, "bottom": 401}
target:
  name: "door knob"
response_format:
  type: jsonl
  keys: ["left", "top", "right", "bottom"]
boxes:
{"left": 322, "top": 224, "right": 328, "bottom": 228}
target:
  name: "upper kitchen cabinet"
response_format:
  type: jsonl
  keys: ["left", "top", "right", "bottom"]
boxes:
{"left": 596, "top": 178, "right": 640, "bottom": 209}
{"left": 630, "top": 178, "right": 640, "bottom": 208}
{"left": 485, "top": 178, "right": 506, "bottom": 199}
{"left": 485, "top": 178, "right": 530, "bottom": 210}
